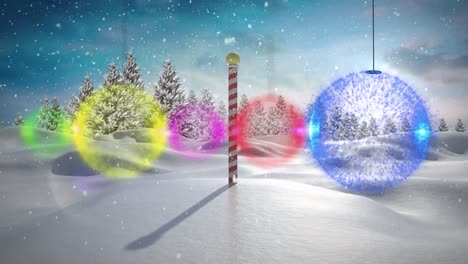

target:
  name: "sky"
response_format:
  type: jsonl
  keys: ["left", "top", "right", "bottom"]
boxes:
{"left": 0, "top": 0, "right": 467, "bottom": 127}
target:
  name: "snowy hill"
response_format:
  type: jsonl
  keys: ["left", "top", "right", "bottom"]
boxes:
{"left": 0, "top": 127, "right": 467, "bottom": 264}
{"left": 427, "top": 131, "right": 468, "bottom": 160}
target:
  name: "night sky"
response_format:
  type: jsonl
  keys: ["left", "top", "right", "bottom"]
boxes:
{"left": 0, "top": 0, "right": 467, "bottom": 126}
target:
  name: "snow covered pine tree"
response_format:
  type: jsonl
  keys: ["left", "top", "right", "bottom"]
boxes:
{"left": 65, "top": 75, "right": 95, "bottom": 118}
{"left": 38, "top": 98, "right": 66, "bottom": 131}
{"left": 327, "top": 107, "right": 343, "bottom": 140}
{"left": 14, "top": 113, "right": 24, "bottom": 126}
{"left": 217, "top": 100, "right": 227, "bottom": 118}
{"left": 341, "top": 113, "right": 352, "bottom": 140}
{"left": 103, "top": 62, "right": 123, "bottom": 87}
{"left": 359, "top": 120, "right": 370, "bottom": 138}
{"left": 350, "top": 114, "right": 361, "bottom": 139}
{"left": 200, "top": 89, "right": 215, "bottom": 110}
{"left": 123, "top": 52, "right": 144, "bottom": 90}
{"left": 154, "top": 60, "right": 185, "bottom": 114}
{"left": 240, "top": 94, "right": 249, "bottom": 110}
{"left": 285, "top": 105, "right": 297, "bottom": 135}
{"left": 455, "top": 118, "right": 465, "bottom": 132}
{"left": 199, "top": 89, "right": 218, "bottom": 140}
{"left": 400, "top": 117, "right": 411, "bottom": 132}
{"left": 266, "top": 95, "right": 288, "bottom": 135}
{"left": 248, "top": 101, "right": 267, "bottom": 137}
{"left": 368, "top": 117, "right": 379, "bottom": 136}
{"left": 84, "top": 84, "right": 159, "bottom": 137}
{"left": 173, "top": 103, "right": 204, "bottom": 140}
{"left": 187, "top": 90, "right": 197, "bottom": 103}
{"left": 438, "top": 118, "right": 449, "bottom": 132}
{"left": 38, "top": 98, "right": 51, "bottom": 129}
{"left": 383, "top": 118, "right": 398, "bottom": 135}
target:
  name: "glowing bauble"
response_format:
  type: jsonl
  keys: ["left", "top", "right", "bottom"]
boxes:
{"left": 307, "top": 71, "right": 431, "bottom": 192}
{"left": 19, "top": 110, "right": 72, "bottom": 157}
{"left": 237, "top": 94, "right": 306, "bottom": 168}
{"left": 72, "top": 85, "right": 167, "bottom": 178}
{"left": 168, "top": 102, "right": 227, "bottom": 159}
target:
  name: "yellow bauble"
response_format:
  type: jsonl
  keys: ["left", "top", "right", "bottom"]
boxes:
{"left": 72, "top": 84, "right": 167, "bottom": 178}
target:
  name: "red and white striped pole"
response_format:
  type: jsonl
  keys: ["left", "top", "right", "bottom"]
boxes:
{"left": 226, "top": 53, "right": 240, "bottom": 185}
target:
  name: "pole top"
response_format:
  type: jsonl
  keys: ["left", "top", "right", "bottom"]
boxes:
{"left": 226, "top": 52, "right": 240, "bottom": 65}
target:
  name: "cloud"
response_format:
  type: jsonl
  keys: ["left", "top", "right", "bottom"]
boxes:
{"left": 224, "top": 37, "right": 236, "bottom": 45}
{"left": 452, "top": 54, "right": 468, "bottom": 68}
{"left": 385, "top": 41, "right": 468, "bottom": 83}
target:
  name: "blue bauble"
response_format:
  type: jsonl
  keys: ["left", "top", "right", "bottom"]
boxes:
{"left": 308, "top": 71, "right": 431, "bottom": 192}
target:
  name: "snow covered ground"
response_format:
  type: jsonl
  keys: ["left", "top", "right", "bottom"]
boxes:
{"left": 0, "top": 127, "right": 467, "bottom": 264}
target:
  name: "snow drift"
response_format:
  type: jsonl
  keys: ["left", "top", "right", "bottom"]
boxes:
{"left": 426, "top": 131, "right": 468, "bottom": 160}
{"left": 0, "top": 127, "right": 467, "bottom": 264}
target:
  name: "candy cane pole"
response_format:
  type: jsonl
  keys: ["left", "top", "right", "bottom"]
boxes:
{"left": 226, "top": 53, "right": 240, "bottom": 185}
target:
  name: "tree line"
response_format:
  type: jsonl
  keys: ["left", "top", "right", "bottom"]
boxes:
{"left": 319, "top": 107, "right": 466, "bottom": 141}
{"left": 437, "top": 118, "right": 465, "bottom": 133}
{"left": 5, "top": 52, "right": 228, "bottom": 141}
{"left": 2, "top": 53, "right": 466, "bottom": 139}
{"left": 238, "top": 94, "right": 299, "bottom": 138}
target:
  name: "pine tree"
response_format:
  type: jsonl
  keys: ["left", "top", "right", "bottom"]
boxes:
{"left": 50, "top": 98, "right": 64, "bottom": 131}
{"left": 154, "top": 60, "right": 185, "bottom": 113}
{"left": 328, "top": 107, "right": 343, "bottom": 140}
{"left": 266, "top": 95, "right": 288, "bottom": 135}
{"left": 341, "top": 113, "right": 352, "bottom": 140}
{"left": 349, "top": 113, "right": 360, "bottom": 140}
{"left": 275, "top": 95, "right": 290, "bottom": 135}
{"left": 217, "top": 100, "right": 227, "bottom": 118}
{"left": 359, "top": 121, "right": 370, "bottom": 139}
{"left": 84, "top": 84, "right": 161, "bottom": 137}
{"left": 65, "top": 98, "right": 78, "bottom": 119}
{"left": 455, "top": 118, "right": 465, "bottom": 133}
{"left": 285, "top": 104, "right": 297, "bottom": 135}
{"left": 187, "top": 90, "right": 197, "bottom": 103}
{"left": 383, "top": 118, "right": 397, "bottom": 135}
{"left": 38, "top": 97, "right": 66, "bottom": 131}
{"left": 14, "top": 113, "right": 24, "bottom": 126}
{"left": 400, "top": 117, "right": 411, "bottom": 132}
{"left": 173, "top": 103, "right": 221, "bottom": 141}
{"left": 65, "top": 75, "right": 95, "bottom": 118}
{"left": 79, "top": 75, "right": 95, "bottom": 99}
{"left": 240, "top": 94, "right": 249, "bottom": 110}
{"left": 171, "top": 103, "right": 204, "bottom": 140}
{"left": 277, "top": 95, "right": 289, "bottom": 135}
{"left": 240, "top": 102, "right": 253, "bottom": 137}
{"left": 438, "top": 118, "right": 449, "bottom": 132}
{"left": 265, "top": 106, "right": 276, "bottom": 135}
{"left": 249, "top": 101, "right": 267, "bottom": 137}
{"left": 0, "top": 120, "right": 5, "bottom": 128}
{"left": 38, "top": 98, "right": 50, "bottom": 129}
{"left": 179, "top": 120, "right": 201, "bottom": 140}
{"left": 123, "top": 52, "right": 144, "bottom": 90}
{"left": 368, "top": 117, "right": 379, "bottom": 136}
{"left": 103, "top": 62, "right": 123, "bottom": 87}
{"left": 200, "top": 89, "right": 215, "bottom": 110}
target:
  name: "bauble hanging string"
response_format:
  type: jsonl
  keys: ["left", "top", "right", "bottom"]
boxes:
{"left": 366, "top": 0, "right": 381, "bottom": 75}
{"left": 306, "top": 0, "right": 432, "bottom": 193}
